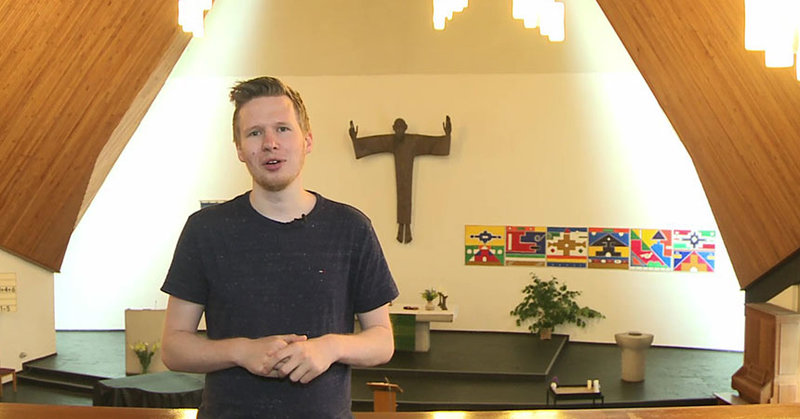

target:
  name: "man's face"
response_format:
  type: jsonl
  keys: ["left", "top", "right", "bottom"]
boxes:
{"left": 236, "top": 95, "right": 313, "bottom": 193}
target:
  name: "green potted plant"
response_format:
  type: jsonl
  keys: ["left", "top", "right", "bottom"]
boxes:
{"left": 510, "top": 273, "right": 604, "bottom": 339}
{"left": 421, "top": 287, "right": 438, "bottom": 310}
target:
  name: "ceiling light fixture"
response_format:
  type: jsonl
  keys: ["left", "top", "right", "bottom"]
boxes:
{"left": 744, "top": 0, "right": 800, "bottom": 80}
{"left": 512, "top": 0, "right": 565, "bottom": 42}
{"left": 433, "top": 0, "right": 565, "bottom": 42}
{"left": 433, "top": 0, "right": 469, "bottom": 31}
{"left": 178, "top": 0, "right": 213, "bottom": 37}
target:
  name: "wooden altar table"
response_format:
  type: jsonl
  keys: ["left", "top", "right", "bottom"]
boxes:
{"left": 389, "top": 305, "right": 455, "bottom": 352}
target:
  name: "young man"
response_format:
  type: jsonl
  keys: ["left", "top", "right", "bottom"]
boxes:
{"left": 161, "top": 76, "right": 399, "bottom": 418}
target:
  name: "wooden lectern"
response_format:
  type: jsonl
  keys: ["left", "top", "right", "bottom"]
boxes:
{"left": 732, "top": 303, "right": 800, "bottom": 403}
{"left": 366, "top": 381, "right": 404, "bottom": 412}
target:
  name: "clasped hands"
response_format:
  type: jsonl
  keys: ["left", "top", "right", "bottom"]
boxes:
{"left": 239, "top": 334, "right": 336, "bottom": 384}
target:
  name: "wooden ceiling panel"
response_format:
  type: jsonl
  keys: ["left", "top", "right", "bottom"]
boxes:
{"left": 597, "top": 0, "right": 800, "bottom": 288}
{"left": 0, "top": 0, "right": 189, "bottom": 271}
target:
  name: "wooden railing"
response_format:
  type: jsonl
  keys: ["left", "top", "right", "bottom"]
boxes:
{"left": 1, "top": 403, "right": 799, "bottom": 419}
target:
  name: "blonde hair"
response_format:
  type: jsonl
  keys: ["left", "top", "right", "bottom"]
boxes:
{"left": 229, "top": 76, "right": 310, "bottom": 144}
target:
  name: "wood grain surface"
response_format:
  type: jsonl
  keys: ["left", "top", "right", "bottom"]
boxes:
{"left": 0, "top": 0, "right": 189, "bottom": 271}
{"left": 597, "top": 0, "right": 800, "bottom": 288}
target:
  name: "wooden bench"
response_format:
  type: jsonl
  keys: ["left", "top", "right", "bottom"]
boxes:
{"left": 0, "top": 367, "right": 17, "bottom": 397}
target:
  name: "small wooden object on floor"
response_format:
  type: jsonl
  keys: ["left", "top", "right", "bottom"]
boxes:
{"left": 0, "top": 367, "right": 17, "bottom": 397}
{"left": 546, "top": 384, "right": 604, "bottom": 407}
{"left": 367, "top": 380, "right": 404, "bottom": 412}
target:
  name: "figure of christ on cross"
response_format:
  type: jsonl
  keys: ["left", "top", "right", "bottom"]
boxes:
{"left": 349, "top": 116, "right": 451, "bottom": 243}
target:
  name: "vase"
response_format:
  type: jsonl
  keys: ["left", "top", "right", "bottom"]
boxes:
{"left": 539, "top": 328, "right": 553, "bottom": 340}
{"left": 425, "top": 300, "right": 435, "bottom": 310}
{"left": 137, "top": 353, "right": 153, "bottom": 374}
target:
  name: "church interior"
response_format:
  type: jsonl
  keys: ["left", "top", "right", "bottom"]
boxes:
{"left": 1, "top": 1, "right": 800, "bottom": 417}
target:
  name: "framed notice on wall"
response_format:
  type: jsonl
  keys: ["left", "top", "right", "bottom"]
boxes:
{"left": 0, "top": 273, "right": 17, "bottom": 312}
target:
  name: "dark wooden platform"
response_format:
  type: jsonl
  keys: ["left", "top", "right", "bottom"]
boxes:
{"left": 367, "top": 331, "right": 568, "bottom": 378}
{"left": 353, "top": 331, "right": 741, "bottom": 411}
{"left": 1, "top": 330, "right": 744, "bottom": 412}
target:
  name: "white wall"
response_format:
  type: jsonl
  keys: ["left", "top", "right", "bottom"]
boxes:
{"left": 55, "top": 0, "right": 744, "bottom": 350}
{"left": 290, "top": 73, "right": 744, "bottom": 350}
{"left": 0, "top": 249, "right": 55, "bottom": 375}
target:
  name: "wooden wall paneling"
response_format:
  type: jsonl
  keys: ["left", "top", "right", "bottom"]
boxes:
{"left": 0, "top": 0, "right": 189, "bottom": 271}
{"left": 739, "top": 304, "right": 800, "bottom": 403}
{"left": 78, "top": 31, "right": 191, "bottom": 224}
{"left": 596, "top": 0, "right": 800, "bottom": 288}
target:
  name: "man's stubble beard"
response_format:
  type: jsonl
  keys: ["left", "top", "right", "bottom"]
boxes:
{"left": 250, "top": 153, "right": 305, "bottom": 193}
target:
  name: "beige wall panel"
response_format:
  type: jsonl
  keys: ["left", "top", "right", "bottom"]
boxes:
{"left": 0, "top": 249, "right": 55, "bottom": 374}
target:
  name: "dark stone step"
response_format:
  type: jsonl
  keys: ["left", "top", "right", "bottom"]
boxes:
{"left": 353, "top": 365, "right": 549, "bottom": 380}
{"left": 349, "top": 369, "right": 547, "bottom": 410}
{"left": 18, "top": 364, "right": 106, "bottom": 395}
{"left": 349, "top": 370, "right": 718, "bottom": 411}
{"left": 352, "top": 332, "right": 567, "bottom": 380}
{"left": 22, "top": 364, "right": 106, "bottom": 385}
{"left": 17, "top": 372, "right": 95, "bottom": 394}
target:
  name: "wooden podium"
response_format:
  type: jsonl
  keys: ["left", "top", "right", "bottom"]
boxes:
{"left": 366, "top": 381, "right": 404, "bottom": 412}
{"left": 732, "top": 303, "right": 800, "bottom": 403}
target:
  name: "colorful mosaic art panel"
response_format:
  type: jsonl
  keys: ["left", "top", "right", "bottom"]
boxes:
{"left": 588, "top": 228, "right": 630, "bottom": 269}
{"left": 546, "top": 227, "right": 588, "bottom": 268}
{"left": 673, "top": 230, "right": 716, "bottom": 272}
{"left": 630, "top": 229, "right": 673, "bottom": 271}
{"left": 465, "top": 225, "right": 505, "bottom": 266}
{"left": 465, "top": 225, "right": 715, "bottom": 274}
{"left": 505, "top": 226, "right": 547, "bottom": 266}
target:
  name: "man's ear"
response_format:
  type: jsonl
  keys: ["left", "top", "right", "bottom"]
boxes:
{"left": 304, "top": 131, "right": 313, "bottom": 154}
{"left": 235, "top": 142, "right": 245, "bottom": 162}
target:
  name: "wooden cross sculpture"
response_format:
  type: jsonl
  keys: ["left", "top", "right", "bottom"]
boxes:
{"left": 349, "top": 116, "right": 451, "bottom": 243}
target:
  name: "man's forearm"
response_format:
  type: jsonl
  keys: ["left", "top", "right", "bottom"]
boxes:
{"left": 265, "top": 324, "right": 394, "bottom": 383}
{"left": 328, "top": 324, "right": 394, "bottom": 367}
{"left": 161, "top": 330, "right": 244, "bottom": 373}
{"left": 268, "top": 304, "right": 395, "bottom": 383}
{"left": 162, "top": 330, "right": 307, "bottom": 376}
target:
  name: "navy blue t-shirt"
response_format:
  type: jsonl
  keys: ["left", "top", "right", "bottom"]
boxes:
{"left": 161, "top": 191, "right": 398, "bottom": 418}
